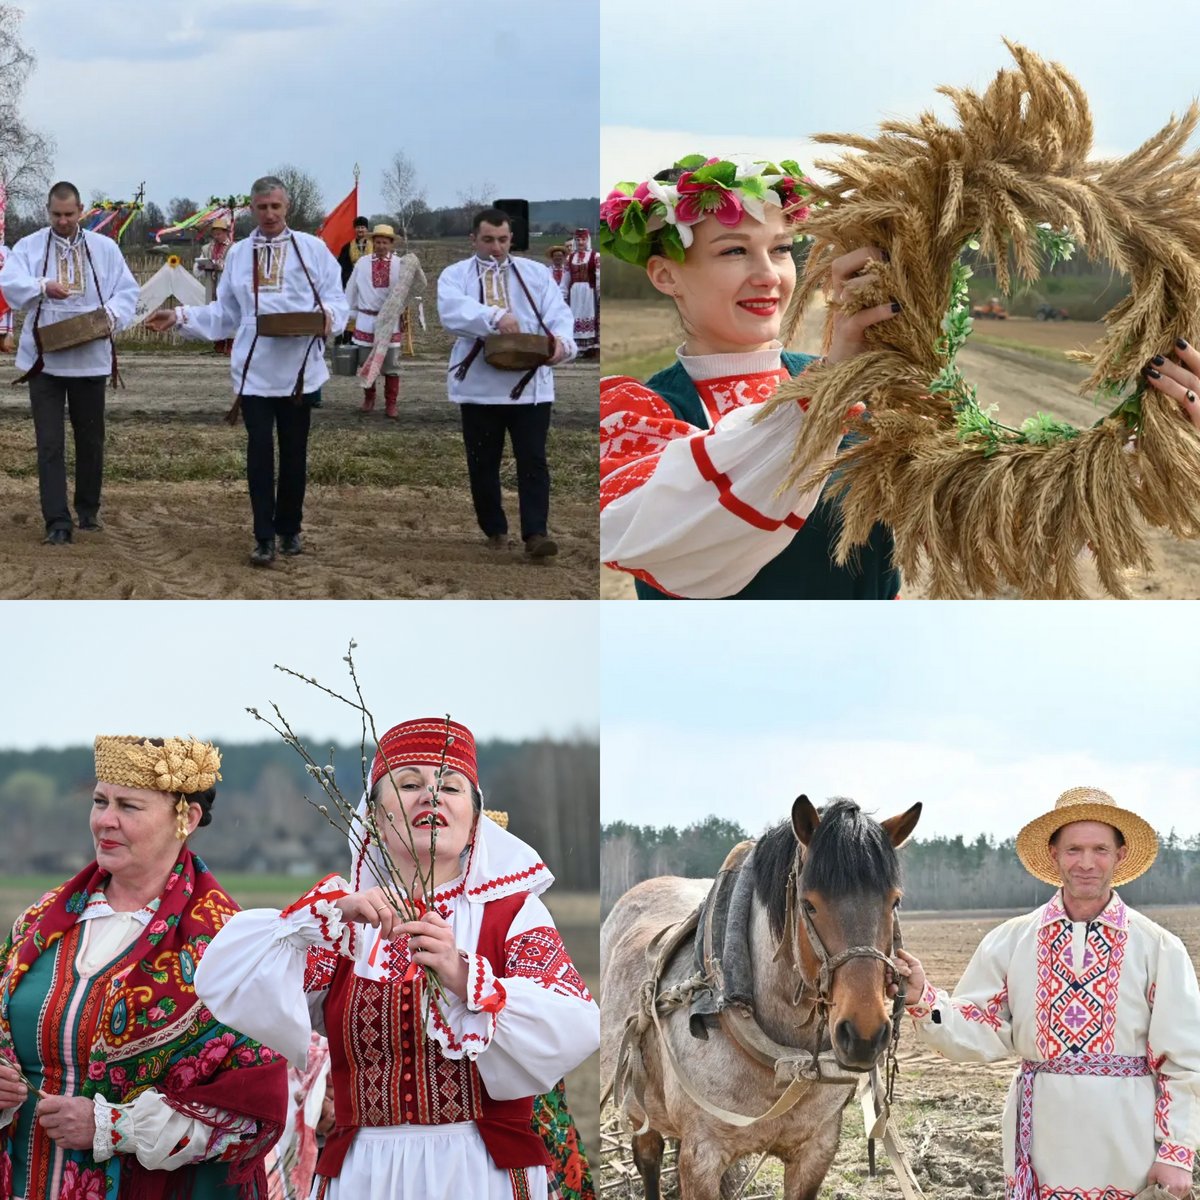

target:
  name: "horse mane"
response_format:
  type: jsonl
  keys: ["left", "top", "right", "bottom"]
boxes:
{"left": 753, "top": 798, "right": 901, "bottom": 939}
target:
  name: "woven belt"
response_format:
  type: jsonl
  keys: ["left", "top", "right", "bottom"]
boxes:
{"left": 1012, "top": 1053, "right": 1150, "bottom": 1200}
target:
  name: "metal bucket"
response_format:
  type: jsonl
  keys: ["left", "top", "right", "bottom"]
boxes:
{"left": 332, "top": 344, "right": 359, "bottom": 377}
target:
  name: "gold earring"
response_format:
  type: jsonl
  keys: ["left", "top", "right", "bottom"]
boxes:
{"left": 175, "top": 796, "right": 190, "bottom": 841}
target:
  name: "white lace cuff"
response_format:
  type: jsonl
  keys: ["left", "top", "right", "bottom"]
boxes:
{"left": 425, "top": 952, "right": 506, "bottom": 1061}
{"left": 278, "top": 875, "right": 362, "bottom": 960}
{"left": 92, "top": 1095, "right": 117, "bottom": 1161}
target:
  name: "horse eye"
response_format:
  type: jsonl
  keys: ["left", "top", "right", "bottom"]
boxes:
{"left": 802, "top": 900, "right": 817, "bottom": 915}
{"left": 893, "top": 898, "right": 902, "bottom": 910}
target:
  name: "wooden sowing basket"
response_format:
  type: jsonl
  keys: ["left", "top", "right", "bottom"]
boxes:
{"left": 39, "top": 308, "right": 109, "bottom": 353}
{"left": 484, "top": 332, "right": 554, "bottom": 371}
{"left": 257, "top": 311, "right": 325, "bottom": 337}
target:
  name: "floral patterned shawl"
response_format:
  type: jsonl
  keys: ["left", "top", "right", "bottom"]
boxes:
{"left": 0, "top": 849, "right": 287, "bottom": 1200}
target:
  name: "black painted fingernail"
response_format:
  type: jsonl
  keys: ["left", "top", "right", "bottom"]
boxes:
{"left": 1152, "top": 355, "right": 1165, "bottom": 365}
{"left": 1145, "top": 367, "right": 1162, "bottom": 378}
{"left": 1177, "top": 339, "right": 1190, "bottom": 350}
{"left": 890, "top": 301, "right": 902, "bottom": 313}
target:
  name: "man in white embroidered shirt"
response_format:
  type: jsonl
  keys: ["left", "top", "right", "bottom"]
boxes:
{"left": 0, "top": 181, "right": 139, "bottom": 545}
{"left": 437, "top": 207, "right": 575, "bottom": 559}
{"left": 893, "top": 788, "right": 1200, "bottom": 1200}
{"left": 146, "top": 176, "right": 347, "bottom": 567}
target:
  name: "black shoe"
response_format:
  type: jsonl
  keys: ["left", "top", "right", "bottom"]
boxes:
{"left": 250, "top": 538, "right": 276, "bottom": 566}
{"left": 279, "top": 533, "right": 303, "bottom": 556}
{"left": 524, "top": 533, "right": 559, "bottom": 558}
{"left": 44, "top": 527, "right": 72, "bottom": 546}
{"left": 77, "top": 516, "right": 103, "bottom": 532}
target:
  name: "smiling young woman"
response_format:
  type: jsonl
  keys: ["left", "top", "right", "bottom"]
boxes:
{"left": 599, "top": 155, "right": 902, "bottom": 600}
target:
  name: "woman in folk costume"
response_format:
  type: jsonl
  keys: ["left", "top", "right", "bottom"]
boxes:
{"left": 566, "top": 230, "right": 598, "bottom": 355}
{"left": 599, "top": 156, "right": 906, "bottom": 600}
{"left": 0, "top": 735, "right": 288, "bottom": 1200}
{"left": 343, "top": 224, "right": 427, "bottom": 418}
{"left": 194, "top": 717, "right": 600, "bottom": 1200}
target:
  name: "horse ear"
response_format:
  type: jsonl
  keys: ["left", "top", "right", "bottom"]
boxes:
{"left": 791, "top": 795, "right": 820, "bottom": 847}
{"left": 881, "top": 801, "right": 922, "bottom": 848}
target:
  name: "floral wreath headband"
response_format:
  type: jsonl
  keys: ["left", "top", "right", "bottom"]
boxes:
{"left": 599, "top": 155, "right": 814, "bottom": 267}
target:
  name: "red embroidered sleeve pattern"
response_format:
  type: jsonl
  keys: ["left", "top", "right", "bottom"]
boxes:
{"left": 906, "top": 979, "right": 938, "bottom": 1019}
{"left": 958, "top": 986, "right": 1007, "bottom": 1031}
{"left": 600, "top": 376, "right": 695, "bottom": 508}
{"left": 1155, "top": 1142, "right": 1195, "bottom": 1170}
{"left": 302, "top": 947, "right": 340, "bottom": 994}
{"left": 504, "top": 926, "right": 592, "bottom": 1002}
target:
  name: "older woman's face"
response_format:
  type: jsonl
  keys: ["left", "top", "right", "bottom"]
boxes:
{"left": 648, "top": 205, "right": 797, "bottom": 356}
{"left": 90, "top": 782, "right": 194, "bottom": 880}
{"left": 373, "top": 765, "right": 476, "bottom": 874}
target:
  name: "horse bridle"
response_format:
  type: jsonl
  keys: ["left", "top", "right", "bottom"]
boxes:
{"left": 777, "top": 857, "right": 907, "bottom": 1098}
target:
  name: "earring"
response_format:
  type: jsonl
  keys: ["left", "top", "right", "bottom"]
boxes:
{"left": 175, "top": 796, "right": 190, "bottom": 841}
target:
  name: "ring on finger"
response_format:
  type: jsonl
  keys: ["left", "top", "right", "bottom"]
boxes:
{"left": 1187, "top": 391, "right": 1196, "bottom": 404}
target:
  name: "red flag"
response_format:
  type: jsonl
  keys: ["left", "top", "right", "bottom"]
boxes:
{"left": 317, "top": 182, "right": 358, "bottom": 257}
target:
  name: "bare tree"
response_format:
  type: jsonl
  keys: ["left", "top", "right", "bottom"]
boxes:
{"left": 168, "top": 196, "right": 198, "bottom": 225}
{"left": 0, "top": 4, "right": 53, "bottom": 210}
{"left": 380, "top": 151, "right": 426, "bottom": 240}
{"left": 270, "top": 163, "right": 324, "bottom": 233}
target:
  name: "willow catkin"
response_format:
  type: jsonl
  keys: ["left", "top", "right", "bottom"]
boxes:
{"left": 765, "top": 40, "right": 1200, "bottom": 598}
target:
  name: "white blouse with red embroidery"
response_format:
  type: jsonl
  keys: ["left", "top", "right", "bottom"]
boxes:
{"left": 599, "top": 345, "right": 841, "bottom": 597}
{"left": 906, "top": 890, "right": 1200, "bottom": 1198}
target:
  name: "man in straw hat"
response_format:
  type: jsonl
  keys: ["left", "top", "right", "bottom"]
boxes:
{"left": 893, "top": 787, "right": 1200, "bottom": 1199}
{"left": 193, "top": 216, "right": 234, "bottom": 353}
{"left": 343, "top": 223, "right": 426, "bottom": 417}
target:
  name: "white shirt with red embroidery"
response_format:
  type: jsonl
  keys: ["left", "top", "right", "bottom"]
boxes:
{"left": 906, "top": 890, "right": 1200, "bottom": 1198}
{"left": 192, "top": 816, "right": 597, "bottom": 1199}
{"left": 344, "top": 251, "right": 426, "bottom": 346}
{"left": 600, "top": 345, "right": 840, "bottom": 597}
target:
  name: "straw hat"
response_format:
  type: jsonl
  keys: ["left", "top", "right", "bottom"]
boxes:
{"left": 484, "top": 809, "right": 508, "bottom": 830}
{"left": 1015, "top": 786, "right": 1158, "bottom": 886}
{"left": 371, "top": 223, "right": 396, "bottom": 240}
{"left": 208, "top": 217, "right": 230, "bottom": 232}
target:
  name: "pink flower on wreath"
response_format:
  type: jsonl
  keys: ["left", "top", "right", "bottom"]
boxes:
{"left": 87, "top": 1060, "right": 107, "bottom": 1081}
{"left": 674, "top": 172, "right": 745, "bottom": 227}
{"left": 776, "top": 177, "right": 812, "bottom": 223}
{"left": 601, "top": 180, "right": 656, "bottom": 233}
{"left": 60, "top": 1160, "right": 106, "bottom": 1200}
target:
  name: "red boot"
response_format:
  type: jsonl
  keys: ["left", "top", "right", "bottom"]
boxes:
{"left": 360, "top": 385, "right": 376, "bottom": 413}
{"left": 384, "top": 375, "right": 399, "bottom": 419}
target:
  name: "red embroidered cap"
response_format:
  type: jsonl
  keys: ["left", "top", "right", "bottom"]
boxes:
{"left": 370, "top": 717, "right": 478, "bottom": 791}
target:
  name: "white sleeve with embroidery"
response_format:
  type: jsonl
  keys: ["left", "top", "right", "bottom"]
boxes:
{"left": 175, "top": 247, "right": 243, "bottom": 343}
{"left": 92, "top": 1091, "right": 256, "bottom": 1169}
{"left": 427, "top": 895, "right": 599, "bottom": 1100}
{"left": 601, "top": 396, "right": 837, "bottom": 598}
{"left": 101, "top": 238, "right": 139, "bottom": 333}
{"left": 193, "top": 876, "right": 358, "bottom": 1069}
{"left": 907, "top": 924, "right": 1015, "bottom": 1063}
{"left": 1147, "top": 931, "right": 1200, "bottom": 1170}
{"left": 437, "top": 262, "right": 503, "bottom": 340}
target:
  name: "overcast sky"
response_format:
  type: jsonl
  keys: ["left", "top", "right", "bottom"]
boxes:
{"left": 601, "top": 602, "right": 1200, "bottom": 842}
{"left": 13, "top": 0, "right": 598, "bottom": 215}
{"left": 602, "top": 0, "right": 1200, "bottom": 186}
{"left": 0, "top": 601, "right": 599, "bottom": 750}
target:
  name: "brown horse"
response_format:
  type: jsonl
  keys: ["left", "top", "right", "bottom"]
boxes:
{"left": 601, "top": 795, "right": 921, "bottom": 1200}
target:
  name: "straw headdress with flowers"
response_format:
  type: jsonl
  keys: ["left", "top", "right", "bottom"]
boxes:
{"left": 599, "top": 155, "right": 814, "bottom": 267}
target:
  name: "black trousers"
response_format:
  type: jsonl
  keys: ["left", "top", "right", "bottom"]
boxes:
{"left": 240, "top": 392, "right": 315, "bottom": 542}
{"left": 459, "top": 402, "right": 552, "bottom": 540}
{"left": 29, "top": 373, "right": 107, "bottom": 532}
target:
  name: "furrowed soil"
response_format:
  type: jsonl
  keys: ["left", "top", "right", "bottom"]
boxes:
{"left": 0, "top": 353, "right": 599, "bottom": 599}
{"left": 601, "top": 903, "right": 1200, "bottom": 1199}
{"left": 600, "top": 299, "right": 1200, "bottom": 600}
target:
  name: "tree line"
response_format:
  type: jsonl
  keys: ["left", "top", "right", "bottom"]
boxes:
{"left": 0, "top": 739, "right": 599, "bottom": 891}
{"left": 601, "top": 818, "right": 1200, "bottom": 917}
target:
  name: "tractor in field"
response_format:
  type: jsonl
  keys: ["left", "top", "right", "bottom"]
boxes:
{"left": 970, "top": 296, "right": 1008, "bottom": 319}
{"left": 1035, "top": 303, "right": 1070, "bottom": 320}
